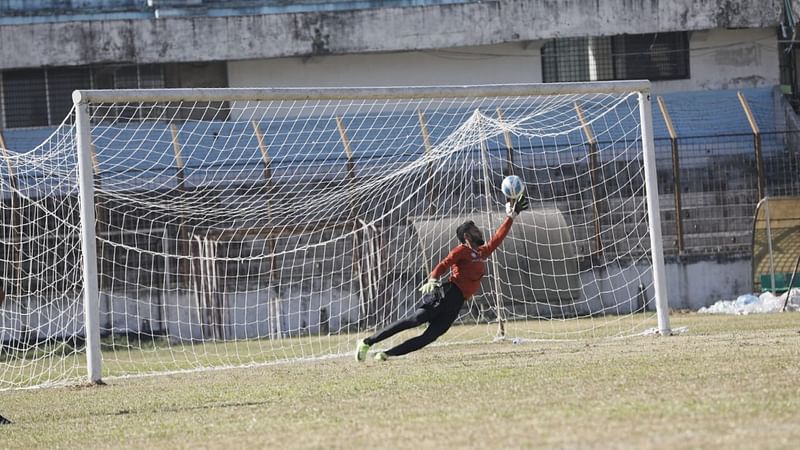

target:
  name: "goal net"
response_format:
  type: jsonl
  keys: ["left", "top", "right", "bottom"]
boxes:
{"left": 0, "top": 83, "right": 668, "bottom": 389}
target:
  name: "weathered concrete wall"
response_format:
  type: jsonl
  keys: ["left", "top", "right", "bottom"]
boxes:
{"left": 655, "top": 28, "right": 780, "bottom": 92}
{"left": 0, "top": 0, "right": 782, "bottom": 70}
{"left": 228, "top": 29, "right": 778, "bottom": 91}
{"left": 228, "top": 42, "right": 544, "bottom": 87}
{"left": 579, "top": 256, "right": 751, "bottom": 312}
{"left": 0, "top": 256, "right": 752, "bottom": 344}
{"left": 665, "top": 256, "right": 752, "bottom": 310}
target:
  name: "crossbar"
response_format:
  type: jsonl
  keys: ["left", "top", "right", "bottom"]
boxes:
{"left": 73, "top": 81, "right": 651, "bottom": 104}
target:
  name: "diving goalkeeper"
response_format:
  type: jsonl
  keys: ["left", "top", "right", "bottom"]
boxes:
{"left": 355, "top": 194, "right": 528, "bottom": 361}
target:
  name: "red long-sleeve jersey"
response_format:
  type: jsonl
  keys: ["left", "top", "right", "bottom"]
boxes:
{"left": 429, "top": 217, "right": 514, "bottom": 299}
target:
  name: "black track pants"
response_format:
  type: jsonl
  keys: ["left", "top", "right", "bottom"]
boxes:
{"left": 364, "top": 282, "right": 465, "bottom": 357}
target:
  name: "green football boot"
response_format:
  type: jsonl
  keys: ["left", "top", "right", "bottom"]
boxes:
{"left": 355, "top": 339, "right": 370, "bottom": 362}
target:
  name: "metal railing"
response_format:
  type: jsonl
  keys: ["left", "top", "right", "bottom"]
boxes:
{"left": 654, "top": 130, "right": 800, "bottom": 256}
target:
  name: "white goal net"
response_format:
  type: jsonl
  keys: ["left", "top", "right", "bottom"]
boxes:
{"left": 0, "top": 83, "right": 668, "bottom": 389}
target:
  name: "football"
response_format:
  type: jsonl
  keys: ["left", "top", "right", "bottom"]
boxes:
{"left": 501, "top": 175, "right": 525, "bottom": 199}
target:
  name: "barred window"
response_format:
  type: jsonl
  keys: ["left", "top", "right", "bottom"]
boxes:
{"left": 48, "top": 67, "right": 93, "bottom": 125}
{"left": 3, "top": 69, "right": 49, "bottom": 128}
{"left": 110, "top": 65, "right": 165, "bottom": 120}
{"left": 112, "top": 64, "right": 164, "bottom": 89}
{"left": 1, "top": 64, "right": 165, "bottom": 129}
{"left": 542, "top": 32, "right": 690, "bottom": 83}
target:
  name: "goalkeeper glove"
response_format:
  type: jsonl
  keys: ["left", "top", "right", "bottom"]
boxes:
{"left": 506, "top": 194, "right": 529, "bottom": 218}
{"left": 419, "top": 278, "right": 441, "bottom": 295}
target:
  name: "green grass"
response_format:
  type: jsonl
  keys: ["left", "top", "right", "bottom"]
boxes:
{"left": 2, "top": 313, "right": 800, "bottom": 449}
{"left": 2, "top": 313, "right": 662, "bottom": 388}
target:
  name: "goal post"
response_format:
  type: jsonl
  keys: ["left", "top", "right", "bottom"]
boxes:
{"left": 1, "top": 81, "right": 669, "bottom": 390}
{"left": 638, "top": 91, "right": 670, "bottom": 336}
{"left": 75, "top": 100, "right": 102, "bottom": 384}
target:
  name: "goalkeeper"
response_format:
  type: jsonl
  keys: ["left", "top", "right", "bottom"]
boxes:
{"left": 356, "top": 195, "right": 528, "bottom": 361}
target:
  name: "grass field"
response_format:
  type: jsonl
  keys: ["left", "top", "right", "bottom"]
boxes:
{"left": 2, "top": 313, "right": 799, "bottom": 449}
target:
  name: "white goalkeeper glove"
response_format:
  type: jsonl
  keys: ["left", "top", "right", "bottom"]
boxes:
{"left": 506, "top": 194, "right": 530, "bottom": 218}
{"left": 419, "top": 278, "right": 441, "bottom": 295}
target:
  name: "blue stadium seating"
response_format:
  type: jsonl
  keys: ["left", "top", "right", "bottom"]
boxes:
{"left": 1, "top": 127, "right": 59, "bottom": 153}
{"left": 0, "top": 86, "right": 784, "bottom": 192}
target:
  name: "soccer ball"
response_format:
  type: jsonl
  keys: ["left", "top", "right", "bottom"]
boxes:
{"left": 501, "top": 175, "right": 525, "bottom": 199}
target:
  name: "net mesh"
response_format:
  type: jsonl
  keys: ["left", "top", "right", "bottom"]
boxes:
{"left": 0, "top": 88, "right": 662, "bottom": 389}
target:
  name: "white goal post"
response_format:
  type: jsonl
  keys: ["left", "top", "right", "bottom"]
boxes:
{"left": 0, "top": 82, "right": 669, "bottom": 389}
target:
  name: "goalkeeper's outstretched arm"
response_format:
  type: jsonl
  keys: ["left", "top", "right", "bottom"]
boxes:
{"left": 479, "top": 194, "right": 529, "bottom": 258}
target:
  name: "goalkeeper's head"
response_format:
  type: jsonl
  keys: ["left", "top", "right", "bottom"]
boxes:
{"left": 456, "top": 221, "right": 485, "bottom": 247}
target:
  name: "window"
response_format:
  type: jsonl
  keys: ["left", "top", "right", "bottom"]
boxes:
{"left": 110, "top": 65, "right": 165, "bottom": 120}
{"left": 0, "top": 64, "right": 166, "bottom": 129}
{"left": 3, "top": 69, "right": 49, "bottom": 128}
{"left": 112, "top": 64, "right": 164, "bottom": 89}
{"left": 542, "top": 37, "right": 591, "bottom": 83}
{"left": 0, "top": 62, "right": 229, "bottom": 128}
{"left": 48, "top": 67, "right": 92, "bottom": 125}
{"left": 611, "top": 32, "right": 690, "bottom": 81}
{"left": 542, "top": 32, "right": 690, "bottom": 83}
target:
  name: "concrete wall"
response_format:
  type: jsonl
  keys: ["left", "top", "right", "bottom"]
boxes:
{"left": 229, "top": 41, "right": 543, "bottom": 87}
{"left": 655, "top": 28, "right": 780, "bottom": 92}
{"left": 665, "top": 256, "right": 752, "bottom": 310}
{"left": 573, "top": 256, "right": 751, "bottom": 315}
{"left": 0, "top": 283, "right": 363, "bottom": 343}
{"left": 228, "top": 28, "right": 778, "bottom": 91}
{"left": 0, "top": 256, "right": 752, "bottom": 344}
{"left": 0, "top": 259, "right": 751, "bottom": 344}
{"left": 0, "top": 0, "right": 781, "bottom": 70}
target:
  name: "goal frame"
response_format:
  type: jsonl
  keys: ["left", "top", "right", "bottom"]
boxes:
{"left": 73, "top": 81, "right": 671, "bottom": 384}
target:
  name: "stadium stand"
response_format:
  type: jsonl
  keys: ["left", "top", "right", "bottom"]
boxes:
{"left": 0, "top": 86, "right": 792, "bottom": 257}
